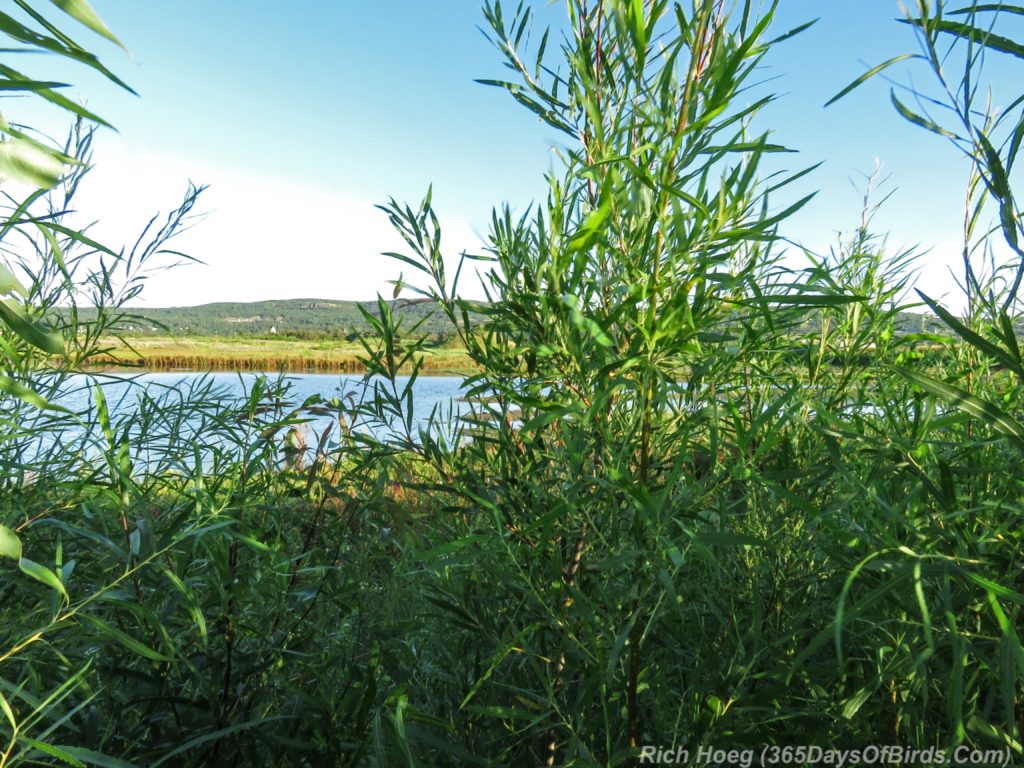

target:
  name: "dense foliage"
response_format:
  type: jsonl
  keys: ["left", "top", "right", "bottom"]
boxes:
{"left": 2, "top": 1, "right": 1023, "bottom": 767}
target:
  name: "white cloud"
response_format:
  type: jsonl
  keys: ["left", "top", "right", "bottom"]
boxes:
{"left": 65, "top": 137, "right": 488, "bottom": 307}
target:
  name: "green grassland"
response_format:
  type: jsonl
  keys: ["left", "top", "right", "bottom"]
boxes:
{"left": 73, "top": 298, "right": 479, "bottom": 372}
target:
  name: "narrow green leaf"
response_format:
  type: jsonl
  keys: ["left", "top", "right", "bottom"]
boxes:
{"left": 997, "top": 311, "right": 1022, "bottom": 365}
{"left": 79, "top": 614, "right": 172, "bottom": 662}
{"left": 693, "top": 531, "right": 765, "bottom": 547}
{"left": 520, "top": 405, "right": 574, "bottom": 432}
{"left": 891, "top": 91, "right": 958, "bottom": 138}
{"left": 564, "top": 295, "right": 614, "bottom": 348}
{"left": 19, "top": 557, "right": 69, "bottom": 601}
{"left": 93, "top": 382, "right": 114, "bottom": 447}
{"left": 0, "top": 300, "right": 64, "bottom": 355}
{"left": 37, "top": 221, "right": 120, "bottom": 258}
{"left": 149, "top": 718, "right": 284, "bottom": 767}
{"left": 842, "top": 687, "right": 875, "bottom": 719}
{"left": 0, "top": 374, "right": 70, "bottom": 412}
{"left": 902, "top": 16, "right": 1024, "bottom": 59}
{"left": 965, "top": 571, "right": 1024, "bottom": 605}
{"left": 162, "top": 568, "right": 208, "bottom": 649}
{"left": 897, "top": 367, "right": 1024, "bottom": 453}
{"left": 566, "top": 196, "right": 611, "bottom": 253}
{"left": 950, "top": 4, "right": 1024, "bottom": 15}
{"left": 0, "top": 690, "right": 15, "bottom": 730}
{"left": 18, "top": 739, "right": 86, "bottom": 767}
{"left": 0, "top": 62, "right": 115, "bottom": 126}
{"left": 0, "top": 79, "right": 68, "bottom": 91}
{"left": 627, "top": 0, "right": 648, "bottom": 57}
{"left": 463, "top": 705, "right": 539, "bottom": 721}
{"left": 760, "top": 294, "right": 865, "bottom": 307}
{"left": 999, "top": 198, "right": 1020, "bottom": 252}
{"left": 769, "top": 18, "right": 818, "bottom": 46}
{"left": 699, "top": 141, "right": 795, "bottom": 154}
{"left": 978, "top": 132, "right": 1012, "bottom": 197}
{"left": 826, "top": 54, "right": 917, "bottom": 107}
{"left": 917, "top": 291, "right": 1020, "bottom": 374}
{"left": 459, "top": 631, "right": 529, "bottom": 710}
{"left": 55, "top": 747, "right": 141, "bottom": 768}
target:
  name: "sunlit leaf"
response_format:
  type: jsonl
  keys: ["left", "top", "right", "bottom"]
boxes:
{"left": 0, "top": 261, "right": 26, "bottom": 296}
{"left": 48, "top": 0, "right": 125, "bottom": 48}
{"left": 0, "top": 524, "right": 21, "bottom": 560}
{"left": 768, "top": 18, "right": 818, "bottom": 46}
{"left": 0, "top": 691, "right": 15, "bottom": 731}
{"left": 0, "top": 137, "right": 65, "bottom": 189}
{"left": 18, "top": 739, "right": 87, "bottom": 768}
{"left": 19, "top": 557, "right": 69, "bottom": 601}
{"left": 567, "top": 196, "right": 611, "bottom": 254}
{"left": 0, "top": 299, "right": 65, "bottom": 355}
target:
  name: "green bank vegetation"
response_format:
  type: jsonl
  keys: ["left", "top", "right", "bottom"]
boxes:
{"left": 2, "top": 1, "right": 1024, "bottom": 766}
{"left": 73, "top": 298, "right": 464, "bottom": 341}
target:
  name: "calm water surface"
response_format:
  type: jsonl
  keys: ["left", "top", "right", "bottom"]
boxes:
{"left": 26, "top": 372, "right": 471, "bottom": 470}
{"left": 58, "top": 371, "right": 466, "bottom": 424}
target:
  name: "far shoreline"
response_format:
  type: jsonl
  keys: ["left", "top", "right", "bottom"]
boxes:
{"left": 82, "top": 365, "right": 474, "bottom": 377}
{"left": 85, "top": 335, "right": 478, "bottom": 376}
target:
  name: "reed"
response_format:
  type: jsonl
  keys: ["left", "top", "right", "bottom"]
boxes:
{"left": 86, "top": 336, "right": 478, "bottom": 374}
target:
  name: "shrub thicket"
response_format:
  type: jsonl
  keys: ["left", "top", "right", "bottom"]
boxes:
{"left": 2, "top": 1, "right": 1023, "bottom": 766}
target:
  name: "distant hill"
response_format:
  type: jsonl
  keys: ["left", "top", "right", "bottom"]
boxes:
{"left": 77, "top": 298, "right": 462, "bottom": 342}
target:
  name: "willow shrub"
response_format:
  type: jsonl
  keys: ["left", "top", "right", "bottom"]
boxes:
{"left": 357, "top": 0, "right": 1024, "bottom": 764}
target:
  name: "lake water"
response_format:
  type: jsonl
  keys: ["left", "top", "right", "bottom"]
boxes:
{"left": 58, "top": 371, "right": 467, "bottom": 425}
{"left": 13, "top": 372, "right": 471, "bottom": 472}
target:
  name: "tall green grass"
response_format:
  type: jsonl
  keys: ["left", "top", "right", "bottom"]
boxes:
{"left": 1, "top": 0, "right": 1022, "bottom": 766}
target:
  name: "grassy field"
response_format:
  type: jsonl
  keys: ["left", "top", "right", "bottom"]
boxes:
{"left": 88, "top": 335, "right": 479, "bottom": 373}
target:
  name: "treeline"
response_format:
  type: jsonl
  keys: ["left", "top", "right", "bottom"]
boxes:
{"left": 64, "top": 298, "right": 464, "bottom": 342}
{"left": 63, "top": 296, "right": 995, "bottom": 343}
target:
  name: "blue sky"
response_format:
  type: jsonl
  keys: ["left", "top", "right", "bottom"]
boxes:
{"left": 12, "top": 1, "right": 1019, "bottom": 307}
